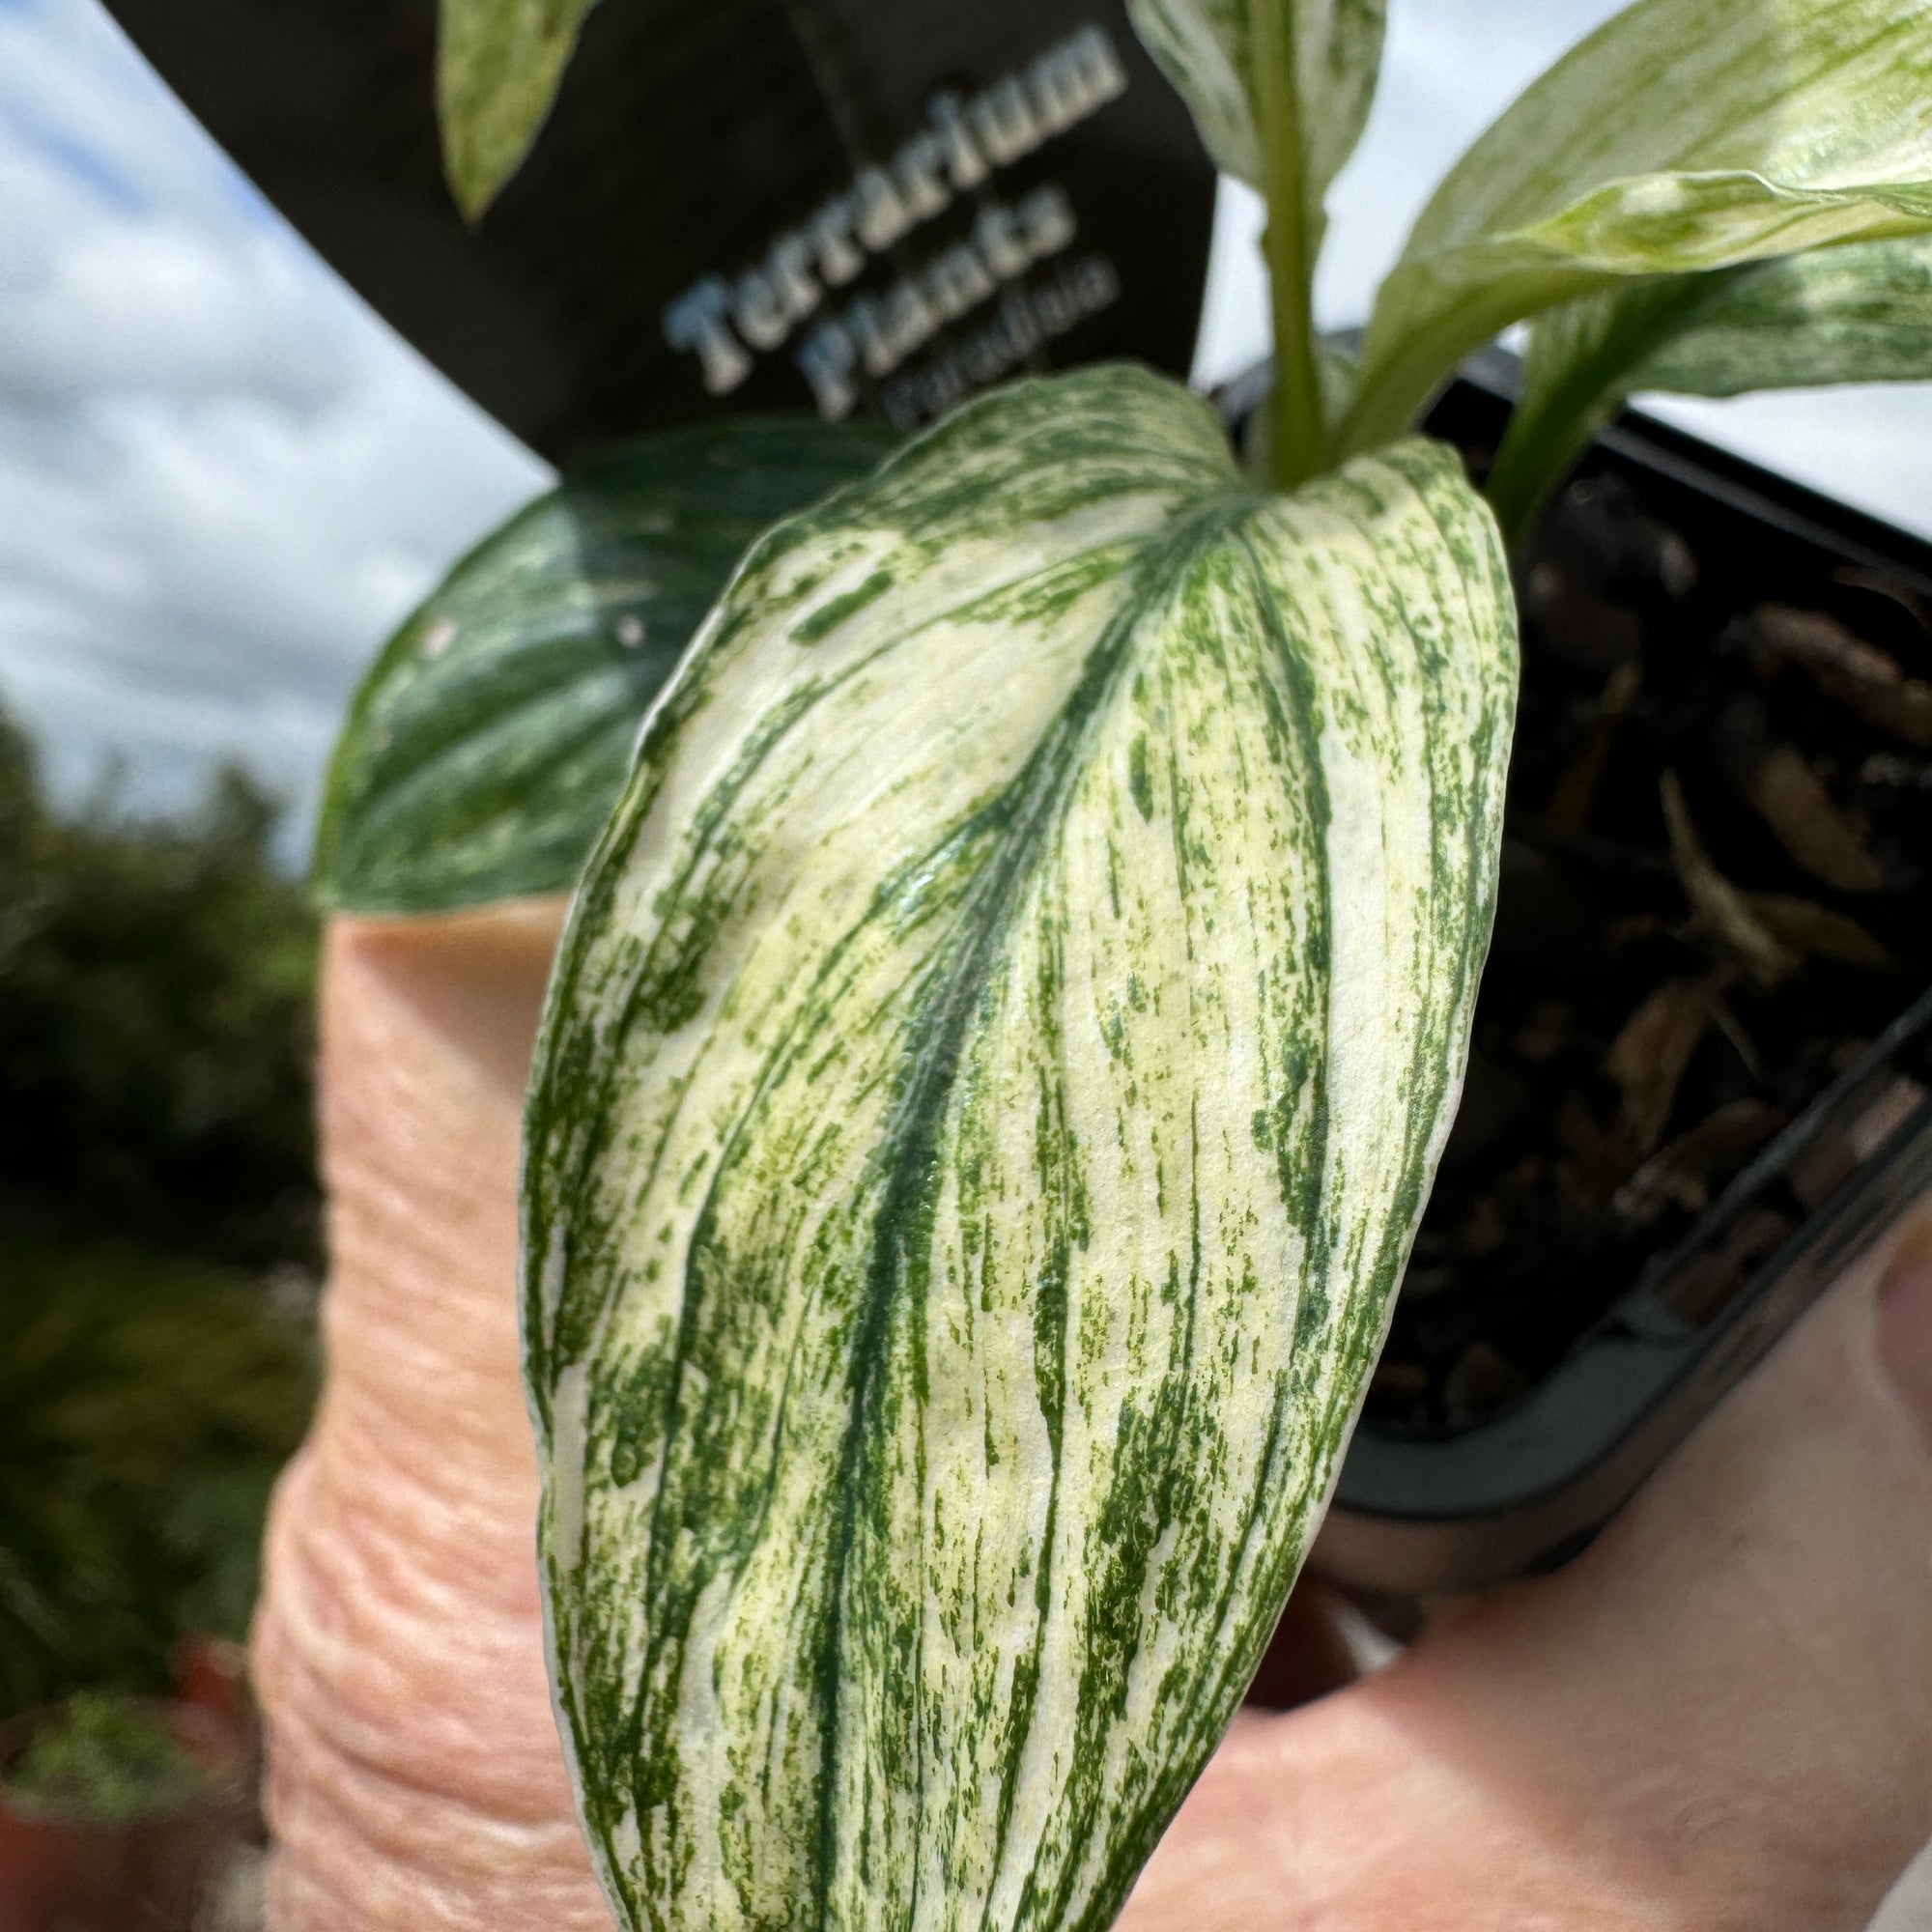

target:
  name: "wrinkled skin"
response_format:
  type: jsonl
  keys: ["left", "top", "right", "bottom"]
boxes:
{"left": 253, "top": 904, "right": 610, "bottom": 1930}
{"left": 253, "top": 909, "right": 1932, "bottom": 1931}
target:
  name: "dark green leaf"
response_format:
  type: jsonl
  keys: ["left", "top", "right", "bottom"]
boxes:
{"left": 312, "top": 417, "right": 897, "bottom": 917}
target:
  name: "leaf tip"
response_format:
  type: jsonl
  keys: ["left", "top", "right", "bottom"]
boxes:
{"left": 435, "top": 81, "right": 527, "bottom": 226}
{"left": 435, "top": 0, "right": 594, "bottom": 223}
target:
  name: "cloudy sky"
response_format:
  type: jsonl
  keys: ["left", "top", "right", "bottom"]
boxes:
{"left": 6, "top": 0, "right": 1932, "bottom": 861}
{"left": 0, "top": 0, "right": 547, "bottom": 849}
{"left": 1201, "top": 0, "right": 1932, "bottom": 524}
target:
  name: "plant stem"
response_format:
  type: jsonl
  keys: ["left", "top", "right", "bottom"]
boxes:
{"left": 1483, "top": 367, "right": 1607, "bottom": 549}
{"left": 1486, "top": 270, "right": 1745, "bottom": 547}
{"left": 1334, "top": 282, "right": 1527, "bottom": 463}
{"left": 1251, "top": 1, "right": 1324, "bottom": 489}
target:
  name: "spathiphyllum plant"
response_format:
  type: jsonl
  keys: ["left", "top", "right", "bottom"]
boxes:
{"left": 313, "top": 1, "right": 1932, "bottom": 1926}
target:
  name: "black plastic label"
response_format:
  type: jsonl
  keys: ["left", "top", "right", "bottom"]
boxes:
{"left": 105, "top": 0, "right": 1217, "bottom": 461}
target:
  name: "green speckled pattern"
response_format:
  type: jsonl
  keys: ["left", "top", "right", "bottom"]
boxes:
{"left": 522, "top": 363, "right": 1516, "bottom": 1932}
{"left": 1492, "top": 233, "right": 1932, "bottom": 533}
{"left": 311, "top": 417, "right": 895, "bottom": 916}
{"left": 1520, "top": 231, "right": 1932, "bottom": 462}
{"left": 1124, "top": 0, "right": 1384, "bottom": 223}
{"left": 1342, "top": 0, "right": 1932, "bottom": 453}
{"left": 438, "top": 0, "right": 601, "bottom": 216}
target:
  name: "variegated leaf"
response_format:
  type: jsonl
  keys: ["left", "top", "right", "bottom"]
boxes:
{"left": 1630, "top": 234, "right": 1932, "bottom": 396}
{"left": 1127, "top": 0, "right": 1384, "bottom": 485}
{"left": 312, "top": 417, "right": 895, "bottom": 916}
{"left": 439, "top": 0, "right": 601, "bottom": 218}
{"left": 1125, "top": 0, "right": 1385, "bottom": 236}
{"left": 1341, "top": 0, "right": 1932, "bottom": 456}
{"left": 522, "top": 364, "right": 1516, "bottom": 1932}
{"left": 1489, "top": 235, "right": 1932, "bottom": 533}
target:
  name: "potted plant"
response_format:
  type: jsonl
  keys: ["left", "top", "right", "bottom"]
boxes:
{"left": 296, "top": 0, "right": 1932, "bottom": 1925}
{"left": 0, "top": 1690, "right": 250, "bottom": 1932}
{"left": 1317, "top": 352, "right": 1932, "bottom": 1592}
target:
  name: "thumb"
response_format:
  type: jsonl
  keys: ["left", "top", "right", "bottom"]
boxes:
{"left": 1328, "top": 1214, "right": 1932, "bottom": 1931}
{"left": 252, "top": 903, "right": 612, "bottom": 1930}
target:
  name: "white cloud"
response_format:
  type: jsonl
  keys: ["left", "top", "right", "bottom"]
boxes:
{"left": 12, "top": 0, "right": 1932, "bottom": 867}
{"left": 0, "top": 222, "right": 358, "bottom": 408}
{"left": 0, "top": 0, "right": 550, "bottom": 854}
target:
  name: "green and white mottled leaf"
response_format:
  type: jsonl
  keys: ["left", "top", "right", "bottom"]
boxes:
{"left": 1483, "top": 271, "right": 1744, "bottom": 537}
{"left": 1127, "top": 0, "right": 1384, "bottom": 237}
{"left": 312, "top": 418, "right": 895, "bottom": 916}
{"left": 522, "top": 364, "right": 1516, "bottom": 1932}
{"left": 1490, "top": 234, "right": 1932, "bottom": 534}
{"left": 1341, "top": 0, "right": 1932, "bottom": 457}
{"left": 439, "top": 0, "right": 600, "bottom": 218}
{"left": 1628, "top": 234, "right": 1932, "bottom": 394}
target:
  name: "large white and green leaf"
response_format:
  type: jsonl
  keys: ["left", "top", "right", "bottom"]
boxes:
{"left": 1340, "top": 0, "right": 1932, "bottom": 457}
{"left": 522, "top": 364, "right": 1516, "bottom": 1932}
{"left": 439, "top": 0, "right": 601, "bottom": 218}
{"left": 1125, "top": 0, "right": 1385, "bottom": 228}
{"left": 1490, "top": 236, "right": 1932, "bottom": 533}
{"left": 312, "top": 417, "right": 895, "bottom": 916}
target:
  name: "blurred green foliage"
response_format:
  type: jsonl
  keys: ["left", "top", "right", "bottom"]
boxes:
{"left": 2, "top": 1690, "right": 206, "bottom": 1825}
{"left": 0, "top": 1243, "right": 315, "bottom": 1719}
{"left": 0, "top": 711, "right": 320, "bottom": 1272}
{"left": 0, "top": 709, "right": 320, "bottom": 1719}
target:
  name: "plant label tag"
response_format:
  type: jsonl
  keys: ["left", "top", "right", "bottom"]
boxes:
{"left": 102, "top": 0, "right": 1218, "bottom": 459}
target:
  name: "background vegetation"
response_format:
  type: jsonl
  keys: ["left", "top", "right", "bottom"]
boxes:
{"left": 0, "top": 704, "right": 319, "bottom": 1720}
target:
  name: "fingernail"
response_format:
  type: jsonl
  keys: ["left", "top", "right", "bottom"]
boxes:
{"left": 1878, "top": 1220, "right": 1932, "bottom": 1453}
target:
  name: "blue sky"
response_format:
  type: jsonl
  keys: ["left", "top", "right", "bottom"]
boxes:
{"left": 5, "top": 0, "right": 1932, "bottom": 855}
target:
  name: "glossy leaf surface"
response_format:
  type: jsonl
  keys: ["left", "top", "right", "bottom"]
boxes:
{"left": 1343, "top": 0, "right": 1932, "bottom": 454}
{"left": 313, "top": 417, "right": 895, "bottom": 916}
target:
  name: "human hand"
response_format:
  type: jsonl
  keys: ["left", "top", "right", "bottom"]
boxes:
{"left": 252, "top": 911, "right": 1932, "bottom": 1931}
{"left": 251, "top": 904, "right": 611, "bottom": 1930}
{"left": 1124, "top": 1214, "right": 1932, "bottom": 1932}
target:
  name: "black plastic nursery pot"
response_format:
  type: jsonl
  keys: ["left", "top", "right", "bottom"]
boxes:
{"left": 1282, "top": 355, "right": 1932, "bottom": 1598}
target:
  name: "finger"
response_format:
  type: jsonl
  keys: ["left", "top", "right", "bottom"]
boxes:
{"left": 1126, "top": 1216, "right": 1932, "bottom": 1932}
{"left": 1336, "top": 1214, "right": 1932, "bottom": 1930}
{"left": 252, "top": 903, "right": 613, "bottom": 1930}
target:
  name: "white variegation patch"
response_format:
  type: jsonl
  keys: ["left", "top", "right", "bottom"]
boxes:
{"left": 1489, "top": 235, "right": 1932, "bottom": 531}
{"left": 522, "top": 363, "right": 1516, "bottom": 1932}
{"left": 1126, "top": 0, "right": 1385, "bottom": 238}
{"left": 1342, "top": 0, "right": 1932, "bottom": 453}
